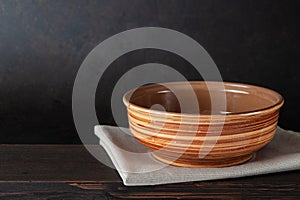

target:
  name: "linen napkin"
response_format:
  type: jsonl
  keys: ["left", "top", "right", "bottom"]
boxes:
{"left": 94, "top": 125, "right": 300, "bottom": 186}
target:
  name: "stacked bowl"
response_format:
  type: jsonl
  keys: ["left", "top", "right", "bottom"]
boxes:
{"left": 123, "top": 81, "right": 283, "bottom": 168}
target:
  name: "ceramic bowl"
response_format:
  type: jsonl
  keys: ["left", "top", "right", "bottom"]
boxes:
{"left": 123, "top": 81, "right": 284, "bottom": 168}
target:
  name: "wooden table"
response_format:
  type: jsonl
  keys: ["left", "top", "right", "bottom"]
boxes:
{"left": 0, "top": 145, "right": 299, "bottom": 199}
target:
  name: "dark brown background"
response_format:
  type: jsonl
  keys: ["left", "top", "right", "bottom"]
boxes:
{"left": 0, "top": 0, "right": 299, "bottom": 143}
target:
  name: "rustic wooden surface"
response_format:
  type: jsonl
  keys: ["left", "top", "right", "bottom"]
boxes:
{"left": 0, "top": 145, "right": 299, "bottom": 199}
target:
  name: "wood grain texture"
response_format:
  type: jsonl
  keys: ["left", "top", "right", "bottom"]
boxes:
{"left": 0, "top": 144, "right": 119, "bottom": 182}
{"left": 124, "top": 81, "right": 284, "bottom": 167}
{"left": 1, "top": 179, "right": 300, "bottom": 199}
{"left": 0, "top": 145, "right": 299, "bottom": 199}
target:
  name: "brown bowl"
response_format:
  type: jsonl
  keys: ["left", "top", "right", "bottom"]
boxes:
{"left": 123, "top": 81, "right": 284, "bottom": 168}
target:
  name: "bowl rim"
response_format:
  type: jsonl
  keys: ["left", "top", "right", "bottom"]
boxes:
{"left": 123, "top": 81, "right": 284, "bottom": 117}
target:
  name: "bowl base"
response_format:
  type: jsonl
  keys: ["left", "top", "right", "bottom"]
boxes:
{"left": 151, "top": 152, "right": 254, "bottom": 168}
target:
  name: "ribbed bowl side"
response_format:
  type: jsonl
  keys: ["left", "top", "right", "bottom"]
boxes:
{"left": 126, "top": 103, "right": 281, "bottom": 167}
{"left": 123, "top": 81, "right": 284, "bottom": 167}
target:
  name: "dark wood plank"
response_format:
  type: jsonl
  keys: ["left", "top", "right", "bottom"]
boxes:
{"left": 0, "top": 145, "right": 299, "bottom": 199}
{"left": 0, "top": 182, "right": 110, "bottom": 200}
{"left": 0, "top": 144, "right": 120, "bottom": 182}
{"left": 0, "top": 173, "right": 299, "bottom": 200}
{"left": 70, "top": 171, "right": 300, "bottom": 199}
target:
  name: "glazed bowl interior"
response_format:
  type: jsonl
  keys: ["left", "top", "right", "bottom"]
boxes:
{"left": 124, "top": 82, "right": 283, "bottom": 115}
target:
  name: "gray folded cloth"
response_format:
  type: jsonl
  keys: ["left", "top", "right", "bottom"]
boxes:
{"left": 94, "top": 125, "right": 300, "bottom": 186}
